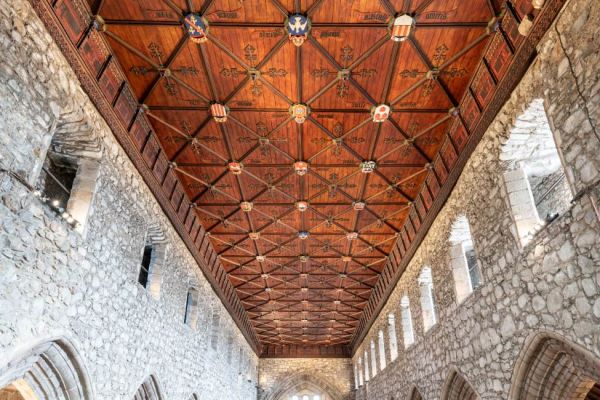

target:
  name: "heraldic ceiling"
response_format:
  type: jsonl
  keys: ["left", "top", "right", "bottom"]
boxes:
{"left": 36, "top": 0, "right": 558, "bottom": 356}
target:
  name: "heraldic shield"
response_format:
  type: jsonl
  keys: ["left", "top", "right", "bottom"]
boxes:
{"left": 287, "top": 14, "right": 310, "bottom": 46}
{"left": 184, "top": 13, "right": 209, "bottom": 43}
{"left": 371, "top": 104, "right": 391, "bottom": 122}
{"left": 290, "top": 104, "right": 309, "bottom": 124}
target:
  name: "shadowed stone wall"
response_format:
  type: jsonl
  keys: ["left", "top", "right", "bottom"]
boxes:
{"left": 353, "top": 0, "right": 600, "bottom": 398}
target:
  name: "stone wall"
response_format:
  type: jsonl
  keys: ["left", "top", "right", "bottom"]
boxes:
{"left": 0, "top": 0, "right": 258, "bottom": 399}
{"left": 258, "top": 358, "right": 354, "bottom": 400}
{"left": 352, "top": 0, "right": 600, "bottom": 398}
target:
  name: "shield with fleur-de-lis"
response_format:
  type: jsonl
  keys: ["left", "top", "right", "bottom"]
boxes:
{"left": 183, "top": 13, "right": 209, "bottom": 44}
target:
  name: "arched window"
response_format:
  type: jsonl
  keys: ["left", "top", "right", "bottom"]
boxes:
{"left": 370, "top": 340, "right": 378, "bottom": 377}
{"left": 353, "top": 363, "right": 359, "bottom": 388}
{"left": 418, "top": 267, "right": 437, "bottom": 332}
{"left": 238, "top": 347, "right": 245, "bottom": 378}
{"left": 509, "top": 333, "right": 600, "bottom": 399}
{"left": 210, "top": 311, "right": 220, "bottom": 350}
{"left": 449, "top": 215, "right": 482, "bottom": 303}
{"left": 133, "top": 375, "right": 164, "bottom": 400}
{"left": 441, "top": 368, "right": 479, "bottom": 400}
{"left": 410, "top": 387, "right": 424, "bottom": 400}
{"left": 364, "top": 350, "right": 370, "bottom": 382}
{"left": 226, "top": 335, "right": 234, "bottom": 363}
{"left": 287, "top": 390, "right": 324, "bottom": 400}
{"left": 378, "top": 330, "right": 386, "bottom": 370}
{"left": 0, "top": 339, "right": 92, "bottom": 400}
{"left": 183, "top": 287, "right": 199, "bottom": 329}
{"left": 387, "top": 313, "right": 399, "bottom": 361}
{"left": 501, "top": 99, "right": 572, "bottom": 245}
{"left": 400, "top": 295, "right": 415, "bottom": 347}
{"left": 357, "top": 357, "right": 364, "bottom": 386}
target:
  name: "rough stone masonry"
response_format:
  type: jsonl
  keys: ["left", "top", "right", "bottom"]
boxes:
{"left": 0, "top": 0, "right": 599, "bottom": 399}
{"left": 353, "top": 0, "right": 600, "bottom": 398}
{"left": 0, "top": 0, "right": 258, "bottom": 399}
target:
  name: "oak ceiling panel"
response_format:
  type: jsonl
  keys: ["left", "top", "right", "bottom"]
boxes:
{"left": 42, "top": 0, "right": 561, "bottom": 354}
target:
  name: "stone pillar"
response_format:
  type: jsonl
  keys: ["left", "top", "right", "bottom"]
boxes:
{"left": 450, "top": 243, "right": 473, "bottom": 303}
{"left": 503, "top": 168, "right": 541, "bottom": 244}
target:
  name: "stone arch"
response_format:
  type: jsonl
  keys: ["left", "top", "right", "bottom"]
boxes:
{"left": 509, "top": 331, "right": 600, "bottom": 400}
{"left": 263, "top": 373, "right": 343, "bottom": 400}
{"left": 441, "top": 367, "right": 479, "bottom": 400}
{"left": 408, "top": 386, "right": 423, "bottom": 400}
{"left": 133, "top": 375, "right": 163, "bottom": 400}
{"left": 0, "top": 337, "right": 93, "bottom": 400}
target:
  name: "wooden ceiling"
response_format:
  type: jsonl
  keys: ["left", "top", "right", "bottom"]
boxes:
{"left": 35, "top": 0, "right": 561, "bottom": 356}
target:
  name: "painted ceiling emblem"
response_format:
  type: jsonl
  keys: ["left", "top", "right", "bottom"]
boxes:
{"left": 210, "top": 103, "right": 229, "bottom": 123}
{"left": 240, "top": 201, "right": 253, "bottom": 212}
{"left": 257, "top": 255, "right": 266, "bottom": 262}
{"left": 371, "top": 104, "right": 391, "bottom": 123}
{"left": 287, "top": 14, "right": 310, "bottom": 47}
{"left": 346, "top": 232, "right": 358, "bottom": 241}
{"left": 294, "top": 161, "right": 309, "bottom": 176}
{"left": 296, "top": 201, "right": 309, "bottom": 212}
{"left": 228, "top": 161, "right": 243, "bottom": 175}
{"left": 360, "top": 161, "right": 377, "bottom": 173}
{"left": 390, "top": 14, "right": 414, "bottom": 42}
{"left": 183, "top": 13, "right": 209, "bottom": 43}
{"left": 249, "top": 232, "right": 260, "bottom": 240}
{"left": 298, "top": 231, "right": 310, "bottom": 240}
{"left": 290, "top": 103, "right": 309, "bottom": 124}
{"left": 353, "top": 201, "right": 366, "bottom": 211}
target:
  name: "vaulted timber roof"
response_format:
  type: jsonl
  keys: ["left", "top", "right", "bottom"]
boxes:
{"left": 34, "top": 0, "right": 562, "bottom": 356}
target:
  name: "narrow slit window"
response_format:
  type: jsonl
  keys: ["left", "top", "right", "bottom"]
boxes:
{"left": 358, "top": 357, "right": 364, "bottom": 386}
{"left": 400, "top": 296, "right": 415, "bottom": 347}
{"left": 370, "top": 340, "right": 378, "bottom": 377}
{"left": 449, "top": 215, "right": 482, "bottom": 303}
{"left": 183, "top": 287, "right": 199, "bottom": 329}
{"left": 364, "top": 350, "right": 370, "bottom": 382}
{"left": 138, "top": 244, "right": 153, "bottom": 287}
{"left": 211, "top": 312, "right": 220, "bottom": 350}
{"left": 378, "top": 330, "right": 386, "bottom": 370}
{"left": 418, "top": 267, "right": 437, "bottom": 332}
{"left": 388, "top": 313, "right": 399, "bottom": 360}
{"left": 183, "top": 291, "right": 192, "bottom": 323}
